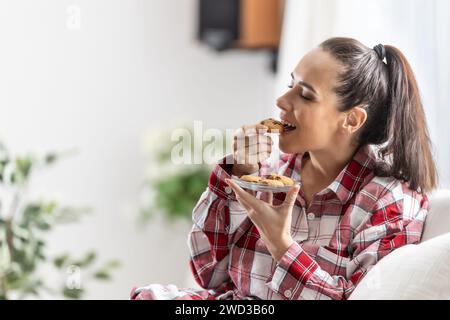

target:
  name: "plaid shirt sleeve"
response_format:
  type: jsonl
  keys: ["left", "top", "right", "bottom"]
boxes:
{"left": 266, "top": 190, "right": 429, "bottom": 300}
{"left": 187, "top": 154, "right": 250, "bottom": 290}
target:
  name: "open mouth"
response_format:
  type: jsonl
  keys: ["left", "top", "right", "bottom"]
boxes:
{"left": 281, "top": 120, "right": 297, "bottom": 133}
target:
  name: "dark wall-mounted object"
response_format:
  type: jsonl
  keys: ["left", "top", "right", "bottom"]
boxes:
{"left": 198, "top": 0, "right": 240, "bottom": 52}
{"left": 198, "top": 0, "right": 284, "bottom": 72}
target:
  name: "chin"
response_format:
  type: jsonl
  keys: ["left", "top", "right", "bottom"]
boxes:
{"left": 278, "top": 139, "right": 305, "bottom": 155}
{"left": 278, "top": 129, "right": 310, "bottom": 154}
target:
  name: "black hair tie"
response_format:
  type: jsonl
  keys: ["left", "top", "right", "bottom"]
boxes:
{"left": 373, "top": 44, "right": 386, "bottom": 61}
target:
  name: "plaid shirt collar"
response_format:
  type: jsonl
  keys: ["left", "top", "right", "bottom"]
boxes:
{"left": 296, "top": 144, "right": 377, "bottom": 205}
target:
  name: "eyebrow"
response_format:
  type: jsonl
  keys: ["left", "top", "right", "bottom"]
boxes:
{"left": 291, "top": 72, "right": 317, "bottom": 95}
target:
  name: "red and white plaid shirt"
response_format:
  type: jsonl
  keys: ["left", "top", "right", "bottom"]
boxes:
{"left": 187, "top": 144, "right": 429, "bottom": 300}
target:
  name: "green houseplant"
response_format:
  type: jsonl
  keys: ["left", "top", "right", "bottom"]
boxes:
{"left": 0, "top": 142, "right": 119, "bottom": 299}
{"left": 139, "top": 124, "right": 230, "bottom": 222}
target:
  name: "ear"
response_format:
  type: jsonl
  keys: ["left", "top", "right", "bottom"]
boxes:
{"left": 342, "top": 106, "right": 367, "bottom": 134}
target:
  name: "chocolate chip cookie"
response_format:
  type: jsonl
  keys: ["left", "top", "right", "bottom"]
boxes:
{"left": 267, "top": 173, "right": 295, "bottom": 186}
{"left": 260, "top": 118, "right": 284, "bottom": 133}
{"left": 240, "top": 175, "right": 262, "bottom": 183}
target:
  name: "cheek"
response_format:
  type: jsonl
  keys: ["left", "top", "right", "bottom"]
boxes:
{"left": 299, "top": 108, "right": 340, "bottom": 141}
{"left": 278, "top": 104, "right": 342, "bottom": 153}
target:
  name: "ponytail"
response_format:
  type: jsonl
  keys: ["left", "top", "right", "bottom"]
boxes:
{"left": 375, "top": 45, "right": 438, "bottom": 193}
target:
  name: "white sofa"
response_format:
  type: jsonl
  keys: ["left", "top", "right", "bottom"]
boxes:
{"left": 349, "top": 189, "right": 450, "bottom": 299}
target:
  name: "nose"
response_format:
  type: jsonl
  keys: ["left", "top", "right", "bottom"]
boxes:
{"left": 276, "top": 93, "right": 291, "bottom": 112}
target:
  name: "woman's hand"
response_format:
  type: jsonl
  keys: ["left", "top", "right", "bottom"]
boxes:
{"left": 231, "top": 124, "right": 273, "bottom": 176}
{"left": 225, "top": 178, "right": 300, "bottom": 262}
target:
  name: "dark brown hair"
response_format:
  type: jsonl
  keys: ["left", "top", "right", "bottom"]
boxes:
{"left": 320, "top": 37, "right": 437, "bottom": 193}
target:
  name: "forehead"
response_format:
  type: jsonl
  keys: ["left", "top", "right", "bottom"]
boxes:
{"left": 292, "top": 47, "right": 342, "bottom": 94}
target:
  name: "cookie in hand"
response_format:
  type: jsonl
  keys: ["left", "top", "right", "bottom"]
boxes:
{"left": 260, "top": 118, "right": 284, "bottom": 133}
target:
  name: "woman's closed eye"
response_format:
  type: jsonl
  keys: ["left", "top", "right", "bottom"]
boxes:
{"left": 287, "top": 84, "right": 313, "bottom": 101}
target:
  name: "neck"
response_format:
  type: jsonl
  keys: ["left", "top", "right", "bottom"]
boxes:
{"left": 305, "top": 143, "right": 359, "bottom": 182}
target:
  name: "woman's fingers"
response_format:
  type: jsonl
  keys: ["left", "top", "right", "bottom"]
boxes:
{"left": 233, "top": 135, "right": 272, "bottom": 150}
{"left": 258, "top": 134, "right": 273, "bottom": 146}
{"left": 267, "top": 192, "right": 273, "bottom": 205}
{"left": 235, "top": 195, "right": 253, "bottom": 213}
{"left": 233, "top": 140, "right": 272, "bottom": 164}
{"left": 233, "top": 126, "right": 272, "bottom": 142}
{"left": 232, "top": 139, "right": 272, "bottom": 165}
{"left": 232, "top": 124, "right": 274, "bottom": 167}
{"left": 238, "top": 147, "right": 272, "bottom": 162}
{"left": 259, "top": 192, "right": 273, "bottom": 205}
{"left": 280, "top": 185, "right": 300, "bottom": 213}
{"left": 247, "top": 143, "right": 272, "bottom": 153}
{"left": 234, "top": 190, "right": 255, "bottom": 213}
{"left": 225, "top": 179, "right": 261, "bottom": 208}
{"left": 246, "top": 190, "right": 256, "bottom": 197}
{"left": 244, "top": 152, "right": 272, "bottom": 165}
{"left": 242, "top": 124, "right": 269, "bottom": 132}
{"left": 225, "top": 179, "right": 249, "bottom": 198}
{"left": 234, "top": 125, "right": 268, "bottom": 139}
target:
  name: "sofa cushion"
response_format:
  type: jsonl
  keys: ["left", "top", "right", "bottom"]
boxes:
{"left": 349, "top": 232, "right": 450, "bottom": 299}
{"left": 421, "top": 189, "right": 450, "bottom": 242}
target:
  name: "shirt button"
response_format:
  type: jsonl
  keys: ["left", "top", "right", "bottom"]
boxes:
{"left": 225, "top": 186, "right": 233, "bottom": 194}
{"left": 284, "top": 289, "right": 292, "bottom": 298}
{"left": 307, "top": 212, "right": 315, "bottom": 220}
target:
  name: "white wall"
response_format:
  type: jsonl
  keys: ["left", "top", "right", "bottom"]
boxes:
{"left": 0, "top": 0, "right": 276, "bottom": 299}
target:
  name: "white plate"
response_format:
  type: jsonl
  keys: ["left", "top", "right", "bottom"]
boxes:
{"left": 231, "top": 177, "right": 299, "bottom": 193}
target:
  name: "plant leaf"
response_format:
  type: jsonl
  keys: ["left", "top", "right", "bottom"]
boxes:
{"left": 63, "top": 287, "right": 84, "bottom": 300}
{"left": 53, "top": 254, "right": 70, "bottom": 269}
{"left": 93, "top": 270, "right": 110, "bottom": 280}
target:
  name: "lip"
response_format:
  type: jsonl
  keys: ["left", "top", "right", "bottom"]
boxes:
{"left": 279, "top": 115, "right": 298, "bottom": 127}
{"left": 280, "top": 127, "right": 297, "bottom": 136}
{"left": 278, "top": 117, "right": 298, "bottom": 135}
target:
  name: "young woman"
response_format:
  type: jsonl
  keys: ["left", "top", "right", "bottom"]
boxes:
{"left": 131, "top": 37, "right": 437, "bottom": 300}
